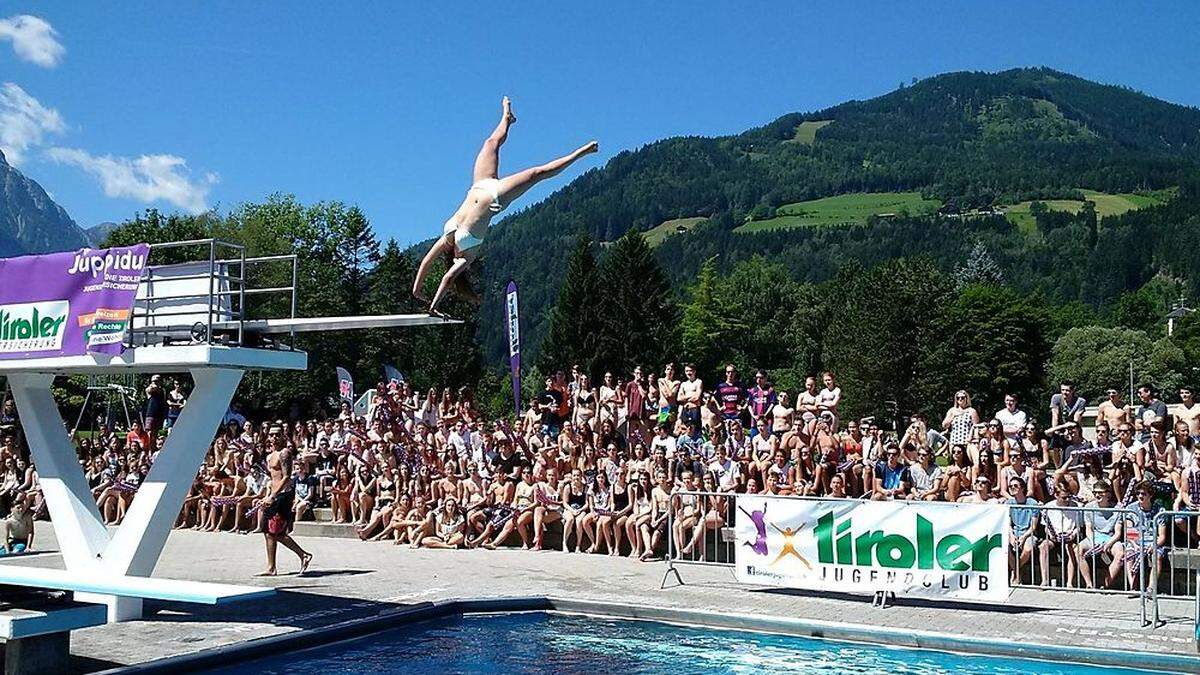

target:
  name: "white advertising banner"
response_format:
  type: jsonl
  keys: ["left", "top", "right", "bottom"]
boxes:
{"left": 734, "top": 496, "right": 1010, "bottom": 601}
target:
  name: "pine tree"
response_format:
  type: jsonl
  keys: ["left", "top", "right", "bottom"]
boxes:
{"left": 593, "top": 230, "right": 680, "bottom": 376}
{"left": 953, "top": 241, "right": 1005, "bottom": 289}
{"left": 539, "top": 235, "right": 599, "bottom": 374}
{"left": 680, "top": 257, "right": 744, "bottom": 376}
{"left": 358, "top": 240, "right": 420, "bottom": 383}
{"left": 334, "top": 205, "right": 380, "bottom": 316}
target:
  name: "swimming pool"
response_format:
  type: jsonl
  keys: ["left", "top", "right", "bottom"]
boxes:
{"left": 208, "top": 611, "right": 1143, "bottom": 674}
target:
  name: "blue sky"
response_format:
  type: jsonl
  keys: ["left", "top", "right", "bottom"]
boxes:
{"left": 2, "top": 2, "right": 1198, "bottom": 247}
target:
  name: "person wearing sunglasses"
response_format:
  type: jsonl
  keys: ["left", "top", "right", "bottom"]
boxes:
{"left": 1077, "top": 480, "right": 1126, "bottom": 589}
{"left": 907, "top": 448, "right": 943, "bottom": 501}
{"left": 942, "top": 390, "right": 979, "bottom": 449}
{"left": 1006, "top": 478, "right": 1041, "bottom": 585}
{"left": 1123, "top": 481, "right": 1168, "bottom": 590}
{"left": 871, "top": 443, "right": 909, "bottom": 501}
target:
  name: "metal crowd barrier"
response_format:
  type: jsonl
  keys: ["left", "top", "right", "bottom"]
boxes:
{"left": 1007, "top": 503, "right": 1147, "bottom": 596}
{"left": 1150, "top": 509, "right": 1200, "bottom": 626}
{"left": 662, "top": 491, "right": 1151, "bottom": 626}
{"left": 661, "top": 490, "right": 740, "bottom": 588}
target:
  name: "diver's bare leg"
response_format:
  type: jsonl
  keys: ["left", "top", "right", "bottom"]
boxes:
{"left": 473, "top": 97, "right": 516, "bottom": 182}
{"left": 495, "top": 141, "right": 598, "bottom": 206}
{"left": 412, "top": 235, "right": 451, "bottom": 303}
{"left": 429, "top": 251, "right": 476, "bottom": 315}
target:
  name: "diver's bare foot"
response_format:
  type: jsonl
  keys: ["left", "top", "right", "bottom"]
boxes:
{"left": 579, "top": 140, "right": 599, "bottom": 156}
{"left": 300, "top": 552, "right": 312, "bottom": 574}
{"left": 256, "top": 569, "right": 277, "bottom": 577}
{"left": 503, "top": 96, "right": 516, "bottom": 125}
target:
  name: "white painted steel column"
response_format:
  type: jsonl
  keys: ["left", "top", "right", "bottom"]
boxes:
{"left": 10, "top": 368, "right": 243, "bottom": 622}
{"left": 104, "top": 368, "right": 242, "bottom": 575}
{"left": 7, "top": 373, "right": 109, "bottom": 569}
{"left": 98, "top": 368, "right": 242, "bottom": 620}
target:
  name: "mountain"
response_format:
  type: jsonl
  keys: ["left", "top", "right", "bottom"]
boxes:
{"left": 472, "top": 67, "right": 1200, "bottom": 360}
{"left": 0, "top": 149, "right": 90, "bottom": 256}
{"left": 85, "top": 221, "right": 120, "bottom": 246}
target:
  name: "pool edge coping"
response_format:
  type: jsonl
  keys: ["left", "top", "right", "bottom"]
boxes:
{"left": 94, "top": 595, "right": 1200, "bottom": 674}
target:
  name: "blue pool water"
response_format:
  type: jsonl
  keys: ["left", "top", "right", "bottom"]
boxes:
{"left": 211, "top": 612, "right": 1143, "bottom": 674}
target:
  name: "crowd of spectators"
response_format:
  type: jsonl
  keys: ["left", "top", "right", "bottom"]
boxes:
{"left": 5, "top": 362, "right": 1199, "bottom": 588}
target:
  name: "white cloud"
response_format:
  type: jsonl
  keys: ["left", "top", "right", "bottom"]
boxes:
{"left": 0, "top": 82, "right": 65, "bottom": 164}
{"left": 47, "top": 148, "right": 218, "bottom": 214}
{"left": 0, "top": 15, "right": 64, "bottom": 68}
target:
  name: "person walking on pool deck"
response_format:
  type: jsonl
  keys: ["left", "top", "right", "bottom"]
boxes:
{"left": 411, "top": 96, "right": 598, "bottom": 315}
{"left": 259, "top": 435, "right": 313, "bottom": 576}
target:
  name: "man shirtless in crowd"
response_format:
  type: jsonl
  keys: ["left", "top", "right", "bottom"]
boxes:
{"left": 658, "top": 364, "right": 680, "bottom": 427}
{"left": 259, "top": 435, "right": 312, "bottom": 576}
{"left": 771, "top": 392, "right": 794, "bottom": 439}
{"left": 678, "top": 364, "right": 704, "bottom": 428}
{"left": 1096, "top": 388, "right": 1131, "bottom": 429}
{"left": 797, "top": 376, "right": 820, "bottom": 417}
{"left": 1177, "top": 386, "right": 1200, "bottom": 437}
{"left": 811, "top": 413, "right": 841, "bottom": 493}
{"left": 624, "top": 366, "right": 648, "bottom": 442}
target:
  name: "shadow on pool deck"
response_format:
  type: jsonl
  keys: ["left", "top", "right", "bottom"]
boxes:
{"left": 753, "top": 586, "right": 1048, "bottom": 615}
{"left": 143, "top": 588, "right": 411, "bottom": 631}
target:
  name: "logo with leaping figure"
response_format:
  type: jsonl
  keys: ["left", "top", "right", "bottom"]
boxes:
{"left": 740, "top": 501, "right": 813, "bottom": 570}
{"left": 769, "top": 521, "right": 812, "bottom": 570}
{"left": 739, "top": 503, "right": 768, "bottom": 556}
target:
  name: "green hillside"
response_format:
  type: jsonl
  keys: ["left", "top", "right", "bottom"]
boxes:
{"left": 736, "top": 192, "right": 942, "bottom": 232}
{"left": 786, "top": 119, "right": 832, "bottom": 145}
{"left": 1003, "top": 188, "right": 1176, "bottom": 232}
{"left": 468, "top": 67, "right": 1200, "bottom": 362}
{"left": 644, "top": 217, "right": 707, "bottom": 246}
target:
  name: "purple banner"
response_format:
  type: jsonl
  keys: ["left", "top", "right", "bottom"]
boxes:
{"left": 0, "top": 244, "right": 149, "bottom": 360}
{"left": 504, "top": 280, "right": 521, "bottom": 417}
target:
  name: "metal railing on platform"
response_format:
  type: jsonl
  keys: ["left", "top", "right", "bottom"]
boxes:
{"left": 128, "top": 239, "right": 298, "bottom": 349}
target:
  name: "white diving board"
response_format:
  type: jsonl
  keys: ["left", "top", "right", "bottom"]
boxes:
{"left": 0, "top": 565, "right": 274, "bottom": 605}
{"left": 213, "top": 312, "right": 463, "bottom": 334}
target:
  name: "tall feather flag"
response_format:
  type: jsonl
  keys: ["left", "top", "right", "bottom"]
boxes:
{"left": 383, "top": 364, "right": 404, "bottom": 387}
{"left": 504, "top": 280, "right": 521, "bottom": 417}
{"left": 336, "top": 366, "right": 354, "bottom": 404}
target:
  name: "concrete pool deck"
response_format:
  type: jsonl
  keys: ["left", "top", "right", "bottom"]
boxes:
{"left": 6, "top": 523, "right": 1198, "bottom": 673}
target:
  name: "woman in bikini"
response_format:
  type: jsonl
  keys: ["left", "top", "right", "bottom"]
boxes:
{"left": 672, "top": 471, "right": 700, "bottom": 558}
{"left": 329, "top": 466, "right": 354, "bottom": 524}
{"left": 583, "top": 470, "right": 615, "bottom": 554}
{"left": 351, "top": 464, "right": 377, "bottom": 527}
{"left": 486, "top": 467, "right": 538, "bottom": 549}
{"left": 626, "top": 473, "right": 653, "bottom": 559}
{"left": 560, "top": 467, "right": 591, "bottom": 553}
{"left": 531, "top": 468, "right": 564, "bottom": 550}
{"left": 411, "top": 97, "right": 598, "bottom": 314}
{"left": 572, "top": 375, "right": 597, "bottom": 431}
{"left": 369, "top": 494, "right": 411, "bottom": 543}
{"left": 689, "top": 472, "right": 728, "bottom": 558}
{"left": 943, "top": 444, "right": 974, "bottom": 502}
{"left": 644, "top": 470, "right": 672, "bottom": 561}
{"left": 609, "top": 467, "right": 633, "bottom": 557}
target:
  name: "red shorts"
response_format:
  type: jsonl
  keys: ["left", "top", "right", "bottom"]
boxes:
{"left": 267, "top": 513, "right": 290, "bottom": 536}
